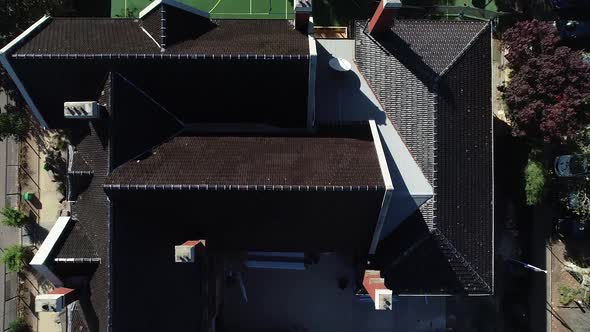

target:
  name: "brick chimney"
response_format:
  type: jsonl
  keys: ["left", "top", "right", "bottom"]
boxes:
{"left": 368, "top": 0, "right": 402, "bottom": 35}
{"left": 35, "top": 288, "right": 78, "bottom": 312}
{"left": 175, "top": 240, "right": 206, "bottom": 263}
{"left": 362, "top": 270, "right": 393, "bottom": 310}
{"left": 294, "top": 0, "right": 313, "bottom": 33}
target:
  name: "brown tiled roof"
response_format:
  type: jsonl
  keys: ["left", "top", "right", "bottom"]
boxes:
{"left": 13, "top": 18, "right": 158, "bottom": 55}
{"left": 12, "top": 17, "right": 309, "bottom": 57}
{"left": 166, "top": 20, "right": 309, "bottom": 56}
{"left": 105, "top": 130, "right": 384, "bottom": 191}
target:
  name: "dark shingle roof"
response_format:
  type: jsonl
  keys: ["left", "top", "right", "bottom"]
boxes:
{"left": 66, "top": 121, "right": 110, "bottom": 330}
{"left": 356, "top": 20, "right": 493, "bottom": 294}
{"left": 105, "top": 128, "right": 384, "bottom": 191}
{"left": 14, "top": 18, "right": 158, "bottom": 55}
{"left": 12, "top": 17, "right": 309, "bottom": 57}
{"left": 166, "top": 20, "right": 308, "bottom": 55}
{"left": 53, "top": 220, "right": 99, "bottom": 260}
{"left": 382, "top": 20, "right": 489, "bottom": 74}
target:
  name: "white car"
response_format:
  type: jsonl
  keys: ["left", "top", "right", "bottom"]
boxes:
{"left": 554, "top": 154, "right": 589, "bottom": 177}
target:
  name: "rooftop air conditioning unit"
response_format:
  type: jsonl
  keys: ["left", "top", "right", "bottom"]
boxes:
{"left": 35, "top": 288, "right": 77, "bottom": 313}
{"left": 64, "top": 101, "right": 100, "bottom": 119}
{"left": 175, "top": 240, "right": 206, "bottom": 263}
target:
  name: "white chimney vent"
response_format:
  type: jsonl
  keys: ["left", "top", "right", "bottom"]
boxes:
{"left": 175, "top": 240, "right": 206, "bottom": 263}
{"left": 64, "top": 101, "right": 100, "bottom": 119}
{"left": 35, "top": 288, "right": 77, "bottom": 313}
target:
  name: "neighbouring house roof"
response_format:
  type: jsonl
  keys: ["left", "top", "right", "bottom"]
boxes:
{"left": 105, "top": 130, "right": 384, "bottom": 191}
{"left": 355, "top": 20, "right": 493, "bottom": 294}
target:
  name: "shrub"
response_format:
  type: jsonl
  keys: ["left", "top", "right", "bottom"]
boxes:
{"left": 8, "top": 318, "right": 27, "bottom": 332}
{"left": 0, "top": 208, "right": 27, "bottom": 227}
{"left": 559, "top": 285, "right": 584, "bottom": 306}
{"left": 525, "top": 159, "right": 545, "bottom": 206}
{"left": 2, "top": 245, "right": 27, "bottom": 273}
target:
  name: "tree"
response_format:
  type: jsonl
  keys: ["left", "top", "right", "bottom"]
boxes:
{"left": 0, "top": 107, "right": 30, "bottom": 141}
{"left": 0, "top": 207, "right": 28, "bottom": 227}
{"left": 7, "top": 318, "right": 27, "bottom": 332}
{"left": 1, "top": 245, "right": 27, "bottom": 273}
{"left": 0, "top": 0, "right": 74, "bottom": 105}
{"left": 563, "top": 180, "right": 590, "bottom": 223}
{"left": 501, "top": 20, "right": 590, "bottom": 142}
{"left": 524, "top": 158, "right": 545, "bottom": 205}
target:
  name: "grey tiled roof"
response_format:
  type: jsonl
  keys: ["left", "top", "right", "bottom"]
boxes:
{"left": 68, "top": 120, "right": 110, "bottom": 331}
{"left": 356, "top": 20, "right": 493, "bottom": 294}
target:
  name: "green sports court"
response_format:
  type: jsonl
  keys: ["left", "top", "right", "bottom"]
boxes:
{"left": 112, "top": 0, "right": 295, "bottom": 19}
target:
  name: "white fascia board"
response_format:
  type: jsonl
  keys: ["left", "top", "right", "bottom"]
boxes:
{"left": 0, "top": 15, "right": 51, "bottom": 54}
{"left": 378, "top": 118, "right": 433, "bottom": 199}
{"left": 139, "top": 0, "right": 210, "bottom": 19}
{"left": 30, "top": 216, "right": 71, "bottom": 287}
{"left": 30, "top": 216, "right": 71, "bottom": 266}
{"left": 307, "top": 16, "right": 317, "bottom": 128}
{"left": 368, "top": 119, "right": 393, "bottom": 255}
{"left": 0, "top": 15, "right": 50, "bottom": 128}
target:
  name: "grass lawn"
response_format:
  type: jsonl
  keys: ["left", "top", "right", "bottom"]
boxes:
{"left": 111, "top": 0, "right": 295, "bottom": 19}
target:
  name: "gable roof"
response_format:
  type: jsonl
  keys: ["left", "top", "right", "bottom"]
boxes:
{"left": 105, "top": 128, "right": 384, "bottom": 192}
{"left": 10, "top": 17, "right": 309, "bottom": 57}
{"left": 355, "top": 19, "right": 493, "bottom": 294}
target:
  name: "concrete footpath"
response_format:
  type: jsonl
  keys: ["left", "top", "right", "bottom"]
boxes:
{"left": 0, "top": 91, "right": 21, "bottom": 331}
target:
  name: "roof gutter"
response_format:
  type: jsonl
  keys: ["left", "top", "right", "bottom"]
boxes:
{"left": 368, "top": 119, "right": 394, "bottom": 255}
{"left": 0, "top": 15, "right": 51, "bottom": 128}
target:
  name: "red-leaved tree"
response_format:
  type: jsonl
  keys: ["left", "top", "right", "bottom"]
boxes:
{"left": 501, "top": 20, "right": 590, "bottom": 142}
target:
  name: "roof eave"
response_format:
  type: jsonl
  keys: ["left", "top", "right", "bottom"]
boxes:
{"left": 0, "top": 15, "right": 51, "bottom": 128}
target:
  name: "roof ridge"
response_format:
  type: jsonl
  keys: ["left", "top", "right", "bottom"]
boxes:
{"left": 439, "top": 22, "right": 491, "bottom": 77}
{"left": 114, "top": 72, "right": 183, "bottom": 127}
{"left": 432, "top": 229, "right": 492, "bottom": 293}
{"left": 111, "top": 72, "right": 185, "bottom": 167}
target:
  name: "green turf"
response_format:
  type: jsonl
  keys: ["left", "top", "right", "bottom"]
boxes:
{"left": 111, "top": 0, "right": 295, "bottom": 19}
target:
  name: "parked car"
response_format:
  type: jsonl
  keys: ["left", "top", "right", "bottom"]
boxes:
{"left": 556, "top": 20, "right": 590, "bottom": 40}
{"left": 556, "top": 217, "right": 590, "bottom": 239}
{"left": 550, "top": 0, "right": 590, "bottom": 10}
{"left": 554, "top": 154, "right": 590, "bottom": 177}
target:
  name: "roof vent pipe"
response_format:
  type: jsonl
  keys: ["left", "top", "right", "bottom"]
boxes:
{"left": 368, "top": 0, "right": 402, "bottom": 35}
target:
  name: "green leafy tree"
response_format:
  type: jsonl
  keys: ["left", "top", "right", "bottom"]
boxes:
{"left": 563, "top": 180, "right": 590, "bottom": 223}
{"left": 525, "top": 159, "right": 545, "bottom": 206}
{"left": 0, "top": 107, "right": 30, "bottom": 141}
{"left": 2, "top": 245, "right": 27, "bottom": 273}
{"left": 0, "top": 207, "right": 27, "bottom": 227}
{"left": 8, "top": 318, "right": 27, "bottom": 332}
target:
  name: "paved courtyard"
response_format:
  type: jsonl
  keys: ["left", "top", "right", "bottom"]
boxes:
{"left": 223, "top": 254, "right": 446, "bottom": 331}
